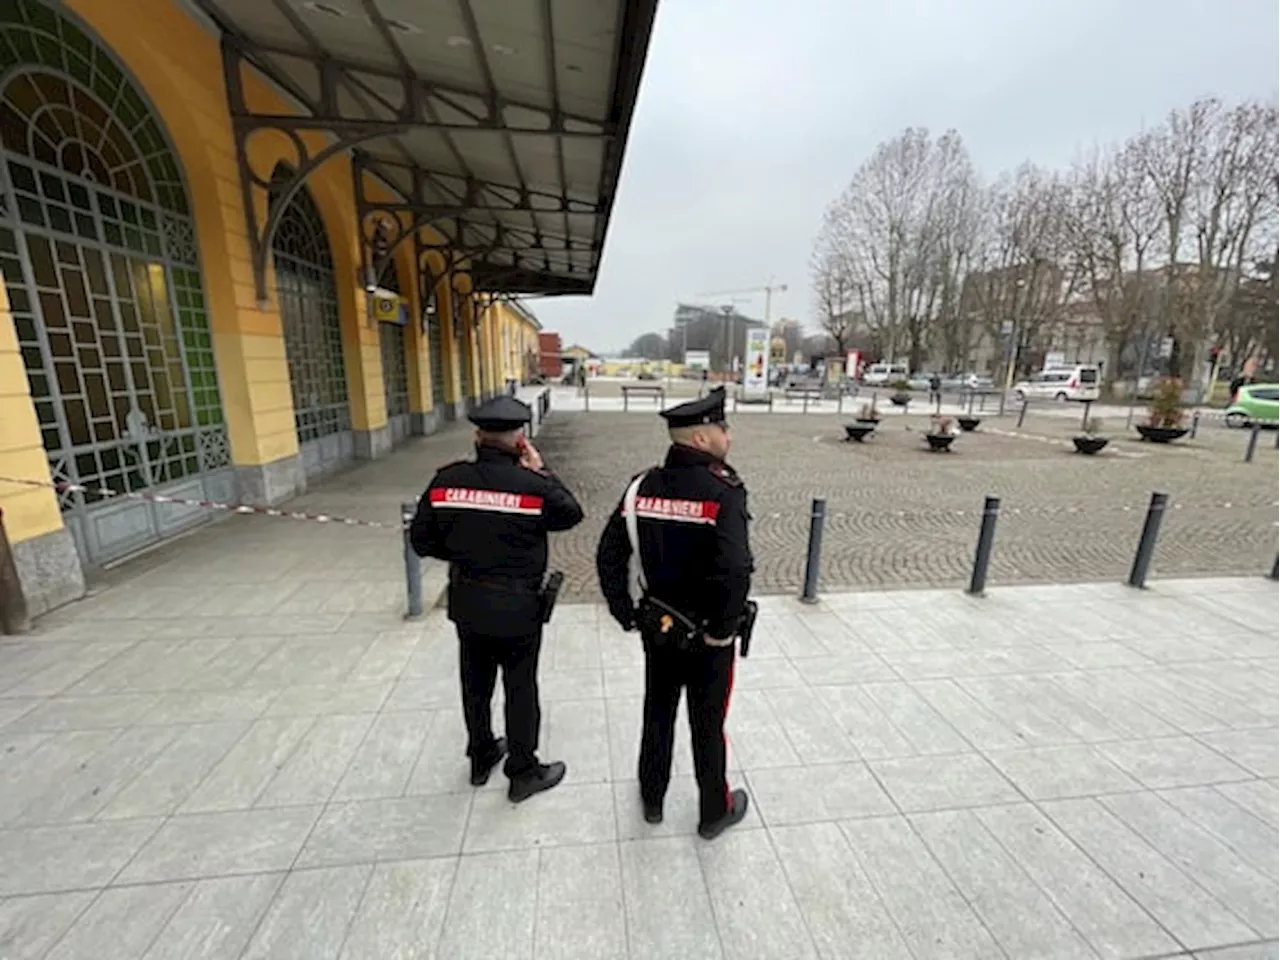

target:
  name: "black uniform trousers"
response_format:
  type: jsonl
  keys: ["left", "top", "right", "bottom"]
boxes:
{"left": 638, "top": 638, "right": 736, "bottom": 826}
{"left": 457, "top": 629, "right": 542, "bottom": 778}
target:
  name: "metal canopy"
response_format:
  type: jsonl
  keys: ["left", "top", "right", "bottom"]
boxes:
{"left": 192, "top": 0, "right": 658, "bottom": 301}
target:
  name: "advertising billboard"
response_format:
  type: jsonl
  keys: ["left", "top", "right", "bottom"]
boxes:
{"left": 744, "top": 328, "right": 769, "bottom": 392}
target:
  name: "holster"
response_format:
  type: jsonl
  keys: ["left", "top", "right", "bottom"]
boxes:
{"left": 738, "top": 600, "right": 759, "bottom": 658}
{"left": 538, "top": 571, "right": 565, "bottom": 624}
{"left": 637, "top": 595, "right": 703, "bottom": 653}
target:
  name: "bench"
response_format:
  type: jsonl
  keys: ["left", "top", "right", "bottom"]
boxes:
{"left": 621, "top": 384, "right": 665, "bottom": 411}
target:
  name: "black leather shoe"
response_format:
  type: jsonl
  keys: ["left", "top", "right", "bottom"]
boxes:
{"left": 508, "top": 760, "right": 567, "bottom": 803}
{"left": 469, "top": 738, "right": 507, "bottom": 787}
{"left": 642, "top": 800, "right": 664, "bottom": 824}
{"left": 698, "top": 788, "right": 749, "bottom": 841}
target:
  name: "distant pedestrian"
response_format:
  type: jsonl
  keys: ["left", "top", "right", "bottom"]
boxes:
{"left": 1229, "top": 372, "right": 1248, "bottom": 405}
{"left": 929, "top": 373, "right": 942, "bottom": 406}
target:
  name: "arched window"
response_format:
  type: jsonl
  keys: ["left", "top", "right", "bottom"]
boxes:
{"left": 0, "top": 0, "right": 226, "bottom": 567}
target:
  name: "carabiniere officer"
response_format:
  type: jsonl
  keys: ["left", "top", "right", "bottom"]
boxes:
{"left": 595, "top": 386, "right": 755, "bottom": 839}
{"left": 410, "top": 395, "right": 584, "bottom": 802}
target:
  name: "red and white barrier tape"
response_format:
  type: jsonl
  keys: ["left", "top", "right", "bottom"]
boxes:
{"left": 2, "top": 475, "right": 1273, "bottom": 532}
{"left": 0, "top": 476, "right": 397, "bottom": 529}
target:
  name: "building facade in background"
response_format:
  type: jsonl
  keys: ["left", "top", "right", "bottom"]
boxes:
{"left": 0, "top": 0, "right": 650, "bottom": 617}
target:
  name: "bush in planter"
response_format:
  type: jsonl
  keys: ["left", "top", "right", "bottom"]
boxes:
{"left": 857, "top": 399, "right": 880, "bottom": 423}
{"left": 1074, "top": 417, "right": 1109, "bottom": 455}
{"left": 928, "top": 415, "right": 957, "bottom": 437}
{"left": 890, "top": 378, "right": 912, "bottom": 406}
{"left": 924, "top": 415, "right": 958, "bottom": 451}
{"left": 1146, "top": 377, "right": 1186, "bottom": 429}
{"left": 1136, "top": 378, "right": 1190, "bottom": 442}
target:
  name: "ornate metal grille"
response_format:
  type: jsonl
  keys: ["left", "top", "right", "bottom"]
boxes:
{"left": 0, "top": 0, "right": 227, "bottom": 565}
{"left": 269, "top": 168, "right": 351, "bottom": 450}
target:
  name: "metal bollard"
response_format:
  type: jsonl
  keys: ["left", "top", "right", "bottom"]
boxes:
{"left": 1244, "top": 423, "right": 1261, "bottom": 463}
{"left": 402, "top": 500, "right": 424, "bottom": 619}
{"left": 1188, "top": 410, "right": 1200, "bottom": 439}
{"left": 1017, "top": 399, "right": 1029, "bottom": 428}
{"left": 967, "top": 496, "right": 1001, "bottom": 596}
{"left": 1081, "top": 400, "right": 1093, "bottom": 432}
{"left": 583, "top": 382, "right": 590, "bottom": 412}
{"left": 1127, "top": 492, "right": 1170, "bottom": 589}
{"left": 799, "top": 498, "right": 827, "bottom": 604}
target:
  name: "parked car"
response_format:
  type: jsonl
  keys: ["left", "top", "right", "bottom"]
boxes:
{"left": 1013, "top": 365, "right": 1101, "bottom": 402}
{"left": 943, "top": 372, "right": 994, "bottom": 391}
{"left": 1225, "top": 383, "right": 1279, "bottom": 427}
{"left": 908, "top": 372, "right": 938, "bottom": 392}
{"left": 863, "top": 362, "right": 909, "bottom": 386}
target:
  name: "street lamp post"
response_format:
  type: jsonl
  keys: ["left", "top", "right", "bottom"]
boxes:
{"left": 721, "top": 304, "right": 735, "bottom": 376}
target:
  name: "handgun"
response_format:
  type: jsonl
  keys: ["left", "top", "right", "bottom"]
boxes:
{"left": 738, "top": 600, "right": 759, "bottom": 658}
{"left": 539, "top": 570, "right": 565, "bottom": 623}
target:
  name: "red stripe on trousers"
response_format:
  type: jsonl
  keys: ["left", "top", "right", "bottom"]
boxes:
{"left": 723, "top": 652, "right": 735, "bottom": 811}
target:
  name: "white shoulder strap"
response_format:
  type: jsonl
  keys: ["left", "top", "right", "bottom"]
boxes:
{"left": 623, "top": 471, "right": 650, "bottom": 600}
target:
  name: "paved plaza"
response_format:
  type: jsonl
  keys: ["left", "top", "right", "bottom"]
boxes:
{"left": 0, "top": 405, "right": 1278, "bottom": 959}
{"left": 0, "top": 565, "right": 1276, "bottom": 959}
{"left": 538, "top": 404, "right": 1278, "bottom": 602}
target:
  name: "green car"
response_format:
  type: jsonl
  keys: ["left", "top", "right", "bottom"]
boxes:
{"left": 1225, "top": 383, "right": 1279, "bottom": 427}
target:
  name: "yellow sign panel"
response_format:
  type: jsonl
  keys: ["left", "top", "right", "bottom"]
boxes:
{"left": 372, "top": 292, "right": 403, "bottom": 324}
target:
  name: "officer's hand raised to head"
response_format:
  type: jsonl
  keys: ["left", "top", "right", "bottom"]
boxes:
{"left": 517, "top": 437, "right": 544, "bottom": 472}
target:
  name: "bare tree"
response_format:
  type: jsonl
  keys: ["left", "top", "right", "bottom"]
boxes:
{"left": 1142, "top": 98, "right": 1279, "bottom": 384}
{"left": 964, "top": 164, "right": 1080, "bottom": 378}
{"left": 626, "top": 332, "right": 669, "bottom": 360}
{"left": 819, "top": 128, "right": 980, "bottom": 370}
{"left": 1066, "top": 133, "right": 1164, "bottom": 392}
{"left": 809, "top": 233, "right": 859, "bottom": 356}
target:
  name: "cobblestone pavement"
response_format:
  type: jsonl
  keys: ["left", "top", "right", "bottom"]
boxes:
{"left": 1, "top": 576, "right": 1275, "bottom": 959}
{"left": 538, "top": 411, "right": 1278, "bottom": 603}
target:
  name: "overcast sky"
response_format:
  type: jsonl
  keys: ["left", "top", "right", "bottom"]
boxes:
{"left": 532, "top": 0, "right": 1278, "bottom": 352}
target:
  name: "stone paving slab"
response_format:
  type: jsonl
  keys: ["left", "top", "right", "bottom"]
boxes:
{"left": 1, "top": 571, "right": 1276, "bottom": 959}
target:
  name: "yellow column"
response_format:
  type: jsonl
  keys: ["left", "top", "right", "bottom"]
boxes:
{"left": 0, "top": 280, "right": 60, "bottom": 545}
{"left": 436, "top": 276, "right": 461, "bottom": 406}
{"left": 459, "top": 294, "right": 480, "bottom": 402}
{"left": 481, "top": 302, "right": 498, "bottom": 395}
{"left": 400, "top": 245, "right": 432, "bottom": 420}
{"left": 0, "top": 279, "right": 86, "bottom": 616}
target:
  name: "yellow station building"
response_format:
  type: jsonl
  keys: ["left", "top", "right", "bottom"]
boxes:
{"left": 0, "top": 0, "right": 655, "bottom": 616}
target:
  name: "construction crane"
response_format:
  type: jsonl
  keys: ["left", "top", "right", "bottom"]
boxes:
{"left": 694, "top": 279, "right": 789, "bottom": 326}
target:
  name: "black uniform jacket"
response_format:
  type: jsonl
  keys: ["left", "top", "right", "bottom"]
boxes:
{"left": 596, "top": 444, "right": 753, "bottom": 639}
{"left": 411, "top": 444, "right": 584, "bottom": 637}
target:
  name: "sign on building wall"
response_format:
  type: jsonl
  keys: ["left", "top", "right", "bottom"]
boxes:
{"left": 371, "top": 288, "right": 407, "bottom": 325}
{"left": 744, "top": 328, "right": 769, "bottom": 393}
{"left": 685, "top": 350, "right": 711, "bottom": 372}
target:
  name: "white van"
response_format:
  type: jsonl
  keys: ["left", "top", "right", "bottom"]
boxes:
{"left": 1013, "top": 365, "right": 1101, "bottom": 402}
{"left": 863, "top": 362, "right": 909, "bottom": 385}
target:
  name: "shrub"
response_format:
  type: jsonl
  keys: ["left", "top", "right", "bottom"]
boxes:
{"left": 1146, "top": 377, "right": 1185, "bottom": 428}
